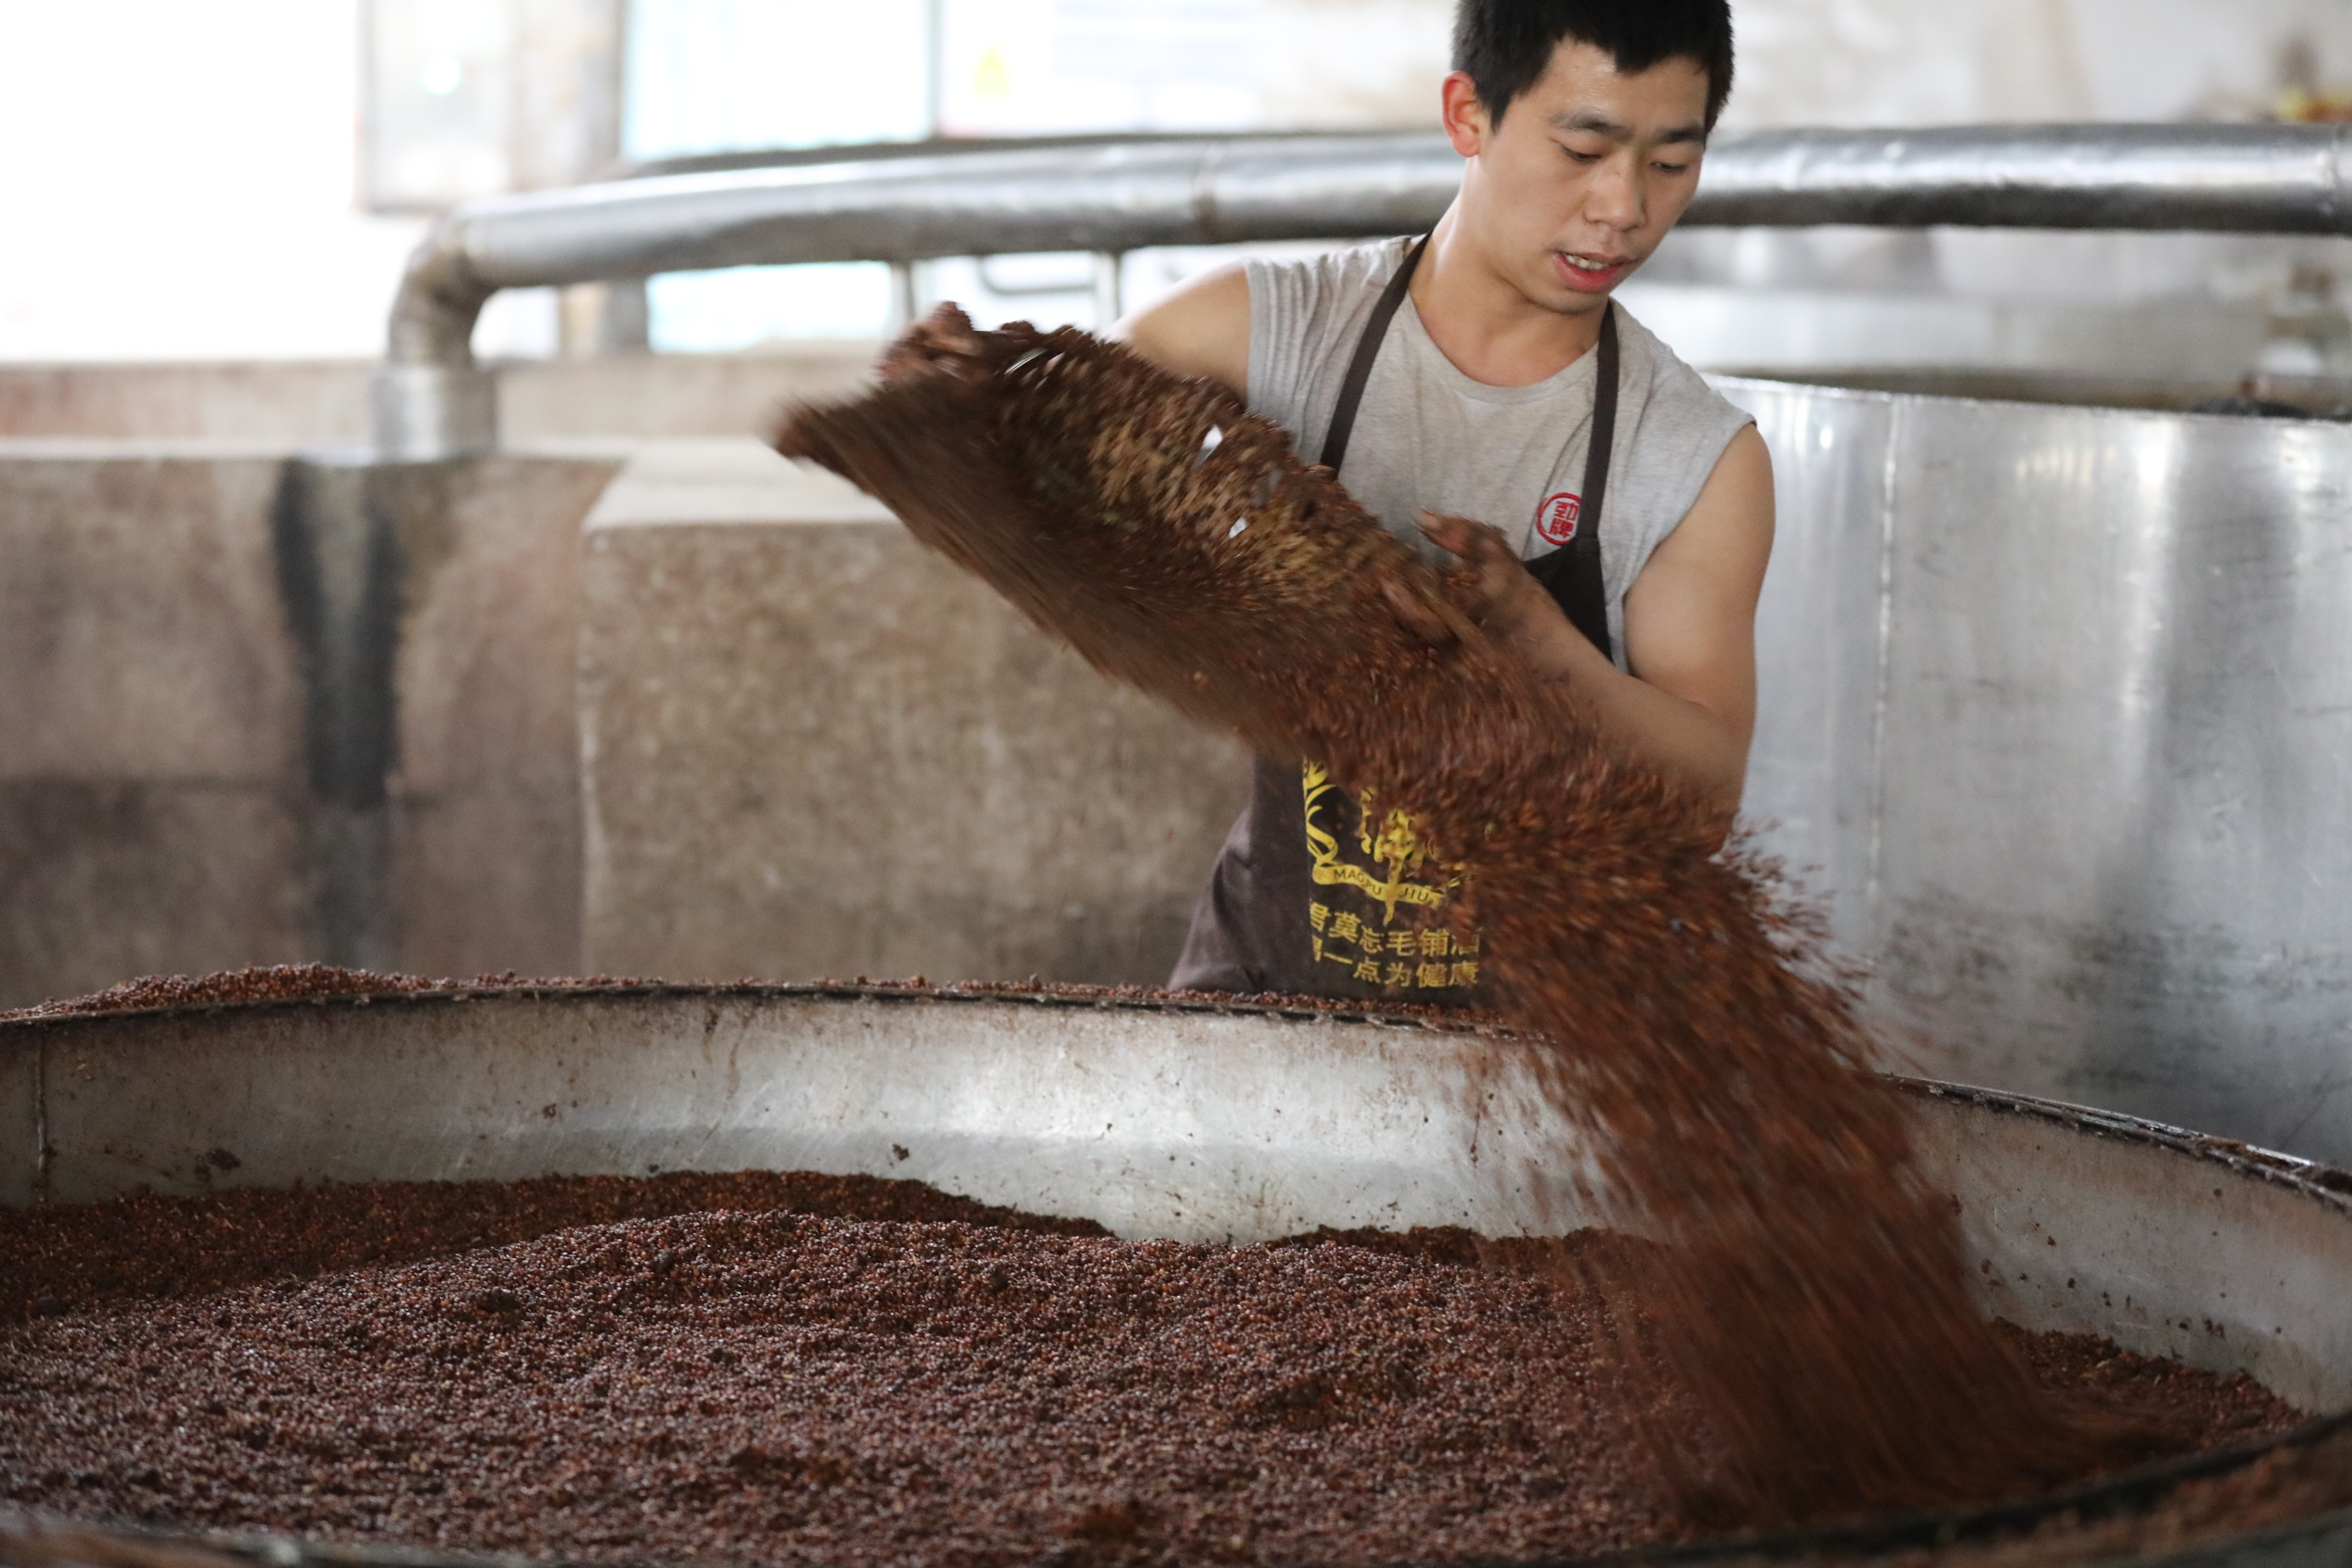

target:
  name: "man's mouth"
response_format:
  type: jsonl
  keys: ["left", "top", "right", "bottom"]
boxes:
{"left": 1553, "top": 251, "right": 1633, "bottom": 291}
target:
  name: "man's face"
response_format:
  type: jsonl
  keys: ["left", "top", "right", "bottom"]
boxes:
{"left": 1444, "top": 38, "right": 1711, "bottom": 315}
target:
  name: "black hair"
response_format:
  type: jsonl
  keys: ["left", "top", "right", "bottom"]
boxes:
{"left": 1452, "top": 0, "right": 1735, "bottom": 132}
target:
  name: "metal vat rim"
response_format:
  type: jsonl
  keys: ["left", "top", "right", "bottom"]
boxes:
{"left": 1708, "top": 372, "right": 2352, "bottom": 429}
{"left": 7, "top": 979, "right": 2349, "bottom": 1216}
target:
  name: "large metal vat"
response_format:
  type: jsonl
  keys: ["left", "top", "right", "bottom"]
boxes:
{"left": 1726, "top": 373, "right": 2352, "bottom": 1169}
{"left": 6, "top": 985, "right": 2352, "bottom": 1567}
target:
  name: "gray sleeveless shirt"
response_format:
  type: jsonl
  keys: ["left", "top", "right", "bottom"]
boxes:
{"left": 1170, "top": 236, "right": 1755, "bottom": 999}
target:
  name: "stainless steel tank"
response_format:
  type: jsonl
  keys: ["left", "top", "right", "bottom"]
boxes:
{"left": 1723, "top": 372, "right": 2352, "bottom": 1170}
{"left": 6, "top": 985, "right": 2352, "bottom": 1567}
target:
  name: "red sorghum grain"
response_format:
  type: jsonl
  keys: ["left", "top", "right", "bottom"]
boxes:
{"left": 0, "top": 966, "right": 453, "bottom": 1020}
{"left": 1, "top": 968, "right": 1470, "bottom": 1027}
{"left": 0, "top": 1170, "right": 1105, "bottom": 1324}
{"left": 0, "top": 966, "right": 692, "bottom": 1023}
{"left": 0, "top": 1178, "right": 2301, "bottom": 1566}
{"left": 775, "top": 310, "right": 2181, "bottom": 1521}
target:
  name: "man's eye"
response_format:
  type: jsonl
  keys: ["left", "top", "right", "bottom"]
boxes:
{"left": 1561, "top": 146, "right": 1604, "bottom": 164}
{"left": 1653, "top": 160, "right": 1694, "bottom": 175}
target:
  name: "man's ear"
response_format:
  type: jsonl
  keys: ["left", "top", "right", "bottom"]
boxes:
{"left": 1439, "top": 71, "right": 1489, "bottom": 159}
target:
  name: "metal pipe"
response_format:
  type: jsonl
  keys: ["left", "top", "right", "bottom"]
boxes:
{"left": 1093, "top": 250, "right": 1124, "bottom": 328}
{"left": 1690, "top": 122, "right": 2352, "bottom": 231}
{"left": 886, "top": 259, "right": 919, "bottom": 336}
{"left": 376, "top": 123, "right": 2352, "bottom": 457}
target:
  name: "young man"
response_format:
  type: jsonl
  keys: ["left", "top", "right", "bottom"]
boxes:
{"left": 1117, "top": 0, "right": 1773, "bottom": 1001}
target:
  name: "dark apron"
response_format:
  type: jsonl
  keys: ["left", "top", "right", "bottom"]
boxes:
{"left": 1170, "top": 236, "right": 1622, "bottom": 998}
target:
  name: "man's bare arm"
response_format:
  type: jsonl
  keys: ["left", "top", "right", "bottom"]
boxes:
{"left": 1108, "top": 261, "right": 1253, "bottom": 398}
{"left": 1412, "top": 425, "right": 1776, "bottom": 819}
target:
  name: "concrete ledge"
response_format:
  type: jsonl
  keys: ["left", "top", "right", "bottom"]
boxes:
{"left": 0, "top": 348, "right": 878, "bottom": 444}
{"left": 581, "top": 442, "right": 1251, "bottom": 986}
{"left": 580, "top": 436, "right": 896, "bottom": 528}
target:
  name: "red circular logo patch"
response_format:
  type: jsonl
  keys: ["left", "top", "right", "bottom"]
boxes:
{"left": 1534, "top": 492, "right": 1582, "bottom": 546}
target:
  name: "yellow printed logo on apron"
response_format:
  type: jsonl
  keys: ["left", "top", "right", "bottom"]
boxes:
{"left": 1301, "top": 761, "right": 1481, "bottom": 993}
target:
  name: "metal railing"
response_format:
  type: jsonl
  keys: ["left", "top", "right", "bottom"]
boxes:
{"left": 376, "top": 122, "right": 2352, "bottom": 460}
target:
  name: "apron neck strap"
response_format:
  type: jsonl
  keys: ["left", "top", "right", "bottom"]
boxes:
{"left": 1317, "top": 234, "right": 1428, "bottom": 475}
{"left": 1317, "top": 234, "right": 1622, "bottom": 663}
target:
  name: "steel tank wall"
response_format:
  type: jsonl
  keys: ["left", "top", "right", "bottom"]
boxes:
{"left": 1723, "top": 375, "right": 2352, "bottom": 1165}
{"left": 9, "top": 988, "right": 2352, "bottom": 1565}
{"left": 8, "top": 986, "right": 2352, "bottom": 1409}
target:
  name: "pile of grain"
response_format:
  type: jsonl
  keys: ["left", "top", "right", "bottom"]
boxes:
{"left": 1, "top": 1178, "right": 2296, "bottom": 1565}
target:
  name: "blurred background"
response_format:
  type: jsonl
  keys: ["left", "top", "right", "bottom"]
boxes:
{"left": 2, "top": 0, "right": 2349, "bottom": 370}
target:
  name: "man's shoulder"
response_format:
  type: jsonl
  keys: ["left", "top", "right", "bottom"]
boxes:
{"left": 1618, "top": 303, "right": 1750, "bottom": 439}
{"left": 1247, "top": 237, "right": 1417, "bottom": 313}
{"left": 1610, "top": 302, "right": 1741, "bottom": 417}
{"left": 1243, "top": 238, "right": 1419, "bottom": 421}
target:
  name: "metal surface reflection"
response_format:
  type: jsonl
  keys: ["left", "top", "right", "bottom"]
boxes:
{"left": 1726, "top": 374, "right": 2352, "bottom": 1165}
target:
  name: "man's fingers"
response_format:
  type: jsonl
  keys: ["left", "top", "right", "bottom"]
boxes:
{"left": 1415, "top": 509, "right": 1476, "bottom": 557}
{"left": 1417, "top": 511, "right": 1523, "bottom": 580}
{"left": 1380, "top": 575, "right": 1456, "bottom": 646}
{"left": 1415, "top": 511, "right": 1532, "bottom": 625}
{"left": 878, "top": 303, "right": 986, "bottom": 382}
{"left": 1434, "top": 512, "right": 1520, "bottom": 567}
{"left": 1381, "top": 572, "right": 1491, "bottom": 651}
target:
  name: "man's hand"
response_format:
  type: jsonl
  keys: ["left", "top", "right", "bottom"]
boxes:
{"left": 878, "top": 304, "right": 987, "bottom": 383}
{"left": 1375, "top": 550, "right": 1485, "bottom": 653}
{"left": 1383, "top": 424, "right": 1777, "bottom": 823}
{"left": 1413, "top": 511, "right": 1588, "bottom": 674}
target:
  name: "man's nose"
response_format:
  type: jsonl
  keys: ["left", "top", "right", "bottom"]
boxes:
{"left": 1583, "top": 154, "right": 1645, "bottom": 232}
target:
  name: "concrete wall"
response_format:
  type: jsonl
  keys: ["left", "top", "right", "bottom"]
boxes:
{"left": 1, "top": 351, "right": 1258, "bottom": 1004}
{"left": 1, "top": 426, "right": 1256, "bottom": 1003}
{"left": 579, "top": 441, "right": 1251, "bottom": 986}
{"left": 0, "top": 444, "right": 613, "bottom": 1006}
{"left": 0, "top": 454, "right": 307, "bottom": 1000}
{"left": 381, "top": 454, "right": 619, "bottom": 978}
